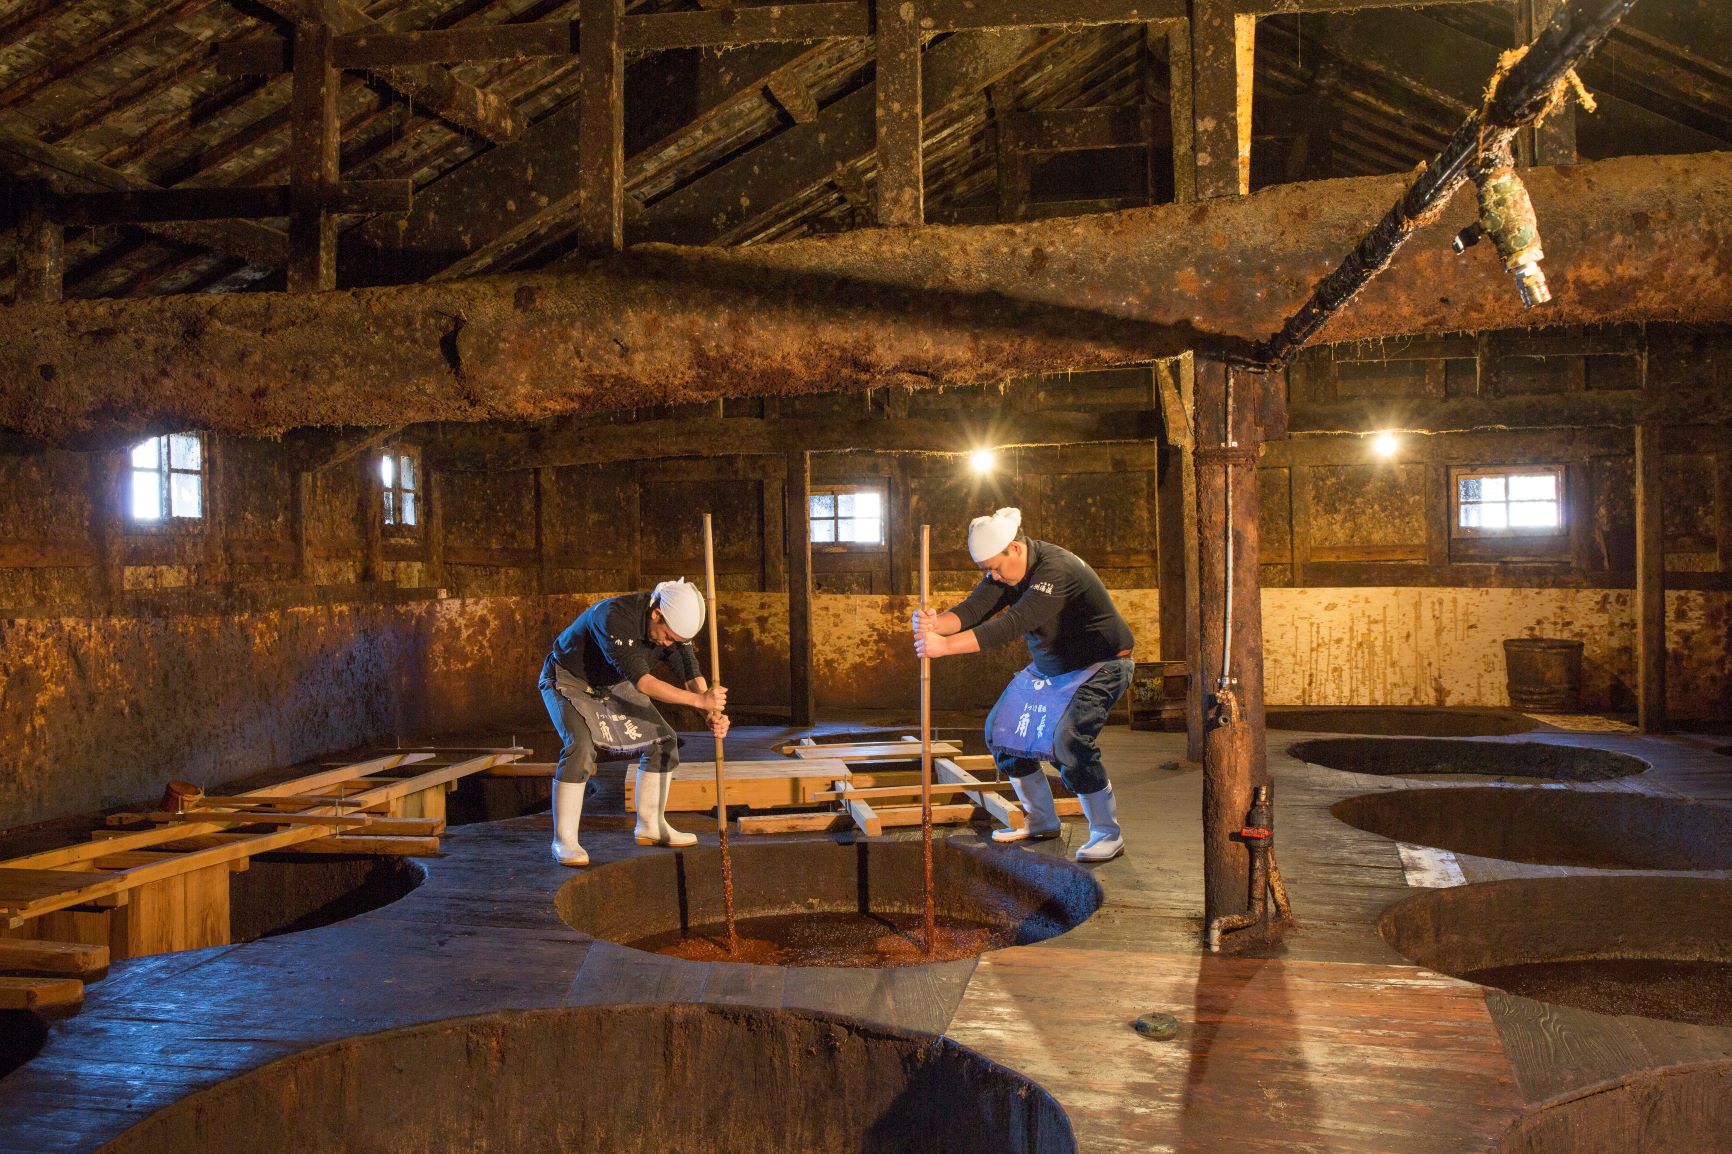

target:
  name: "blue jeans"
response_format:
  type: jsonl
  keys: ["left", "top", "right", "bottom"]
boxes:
{"left": 985, "top": 657, "right": 1132, "bottom": 796}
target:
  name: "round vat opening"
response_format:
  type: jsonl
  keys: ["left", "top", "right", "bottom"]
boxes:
{"left": 1291, "top": 738, "right": 1646, "bottom": 783}
{"left": 1496, "top": 1062, "right": 1732, "bottom": 1154}
{"left": 101, "top": 1005, "right": 1077, "bottom": 1154}
{"left": 558, "top": 839, "right": 1101, "bottom": 967}
{"left": 1332, "top": 787, "right": 1732, "bottom": 870}
{"left": 0, "top": 1010, "right": 48, "bottom": 1079}
{"left": 229, "top": 855, "right": 423, "bottom": 943}
{"left": 1381, "top": 878, "right": 1732, "bottom": 1026}
{"left": 1268, "top": 706, "right": 1537, "bottom": 736}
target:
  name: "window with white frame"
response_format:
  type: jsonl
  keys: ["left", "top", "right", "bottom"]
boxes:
{"left": 809, "top": 485, "right": 884, "bottom": 547}
{"left": 1452, "top": 465, "right": 1565, "bottom": 535}
{"left": 129, "top": 433, "right": 205, "bottom": 523}
{"left": 380, "top": 446, "right": 421, "bottom": 532}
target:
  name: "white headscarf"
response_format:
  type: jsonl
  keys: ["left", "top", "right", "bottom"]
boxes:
{"left": 967, "top": 507, "right": 1022, "bottom": 563}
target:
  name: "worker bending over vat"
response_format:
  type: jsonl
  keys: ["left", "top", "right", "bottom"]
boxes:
{"left": 912, "top": 508, "right": 1130, "bottom": 862}
{"left": 539, "top": 580, "right": 730, "bottom": 867}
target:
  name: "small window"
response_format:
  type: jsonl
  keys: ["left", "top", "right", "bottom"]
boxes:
{"left": 810, "top": 485, "right": 884, "bottom": 547}
{"left": 1452, "top": 466, "right": 1564, "bottom": 536}
{"left": 380, "top": 447, "right": 421, "bottom": 532}
{"left": 129, "top": 433, "right": 205, "bottom": 523}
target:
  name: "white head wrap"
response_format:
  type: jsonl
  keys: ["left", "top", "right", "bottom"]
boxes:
{"left": 651, "top": 578, "right": 705, "bottom": 640}
{"left": 967, "top": 507, "right": 1023, "bottom": 563}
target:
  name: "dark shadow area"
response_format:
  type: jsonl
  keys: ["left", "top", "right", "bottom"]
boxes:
{"left": 101, "top": 1004, "right": 1076, "bottom": 1154}
{"left": 1290, "top": 738, "right": 1646, "bottom": 782}
{"left": 229, "top": 856, "right": 424, "bottom": 943}
{"left": 1333, "top": 787, "right": 1732, "bottom": 869}
{"left": 0, "top": 1010, "right": 47, "bottom": 1080}
{"left": 1382, "top": 877, "right": 1732, "bottom": 1025}
{"left": 1269, "top": 706, "right": 1538, "bottom": 736}
{"left": 1496, "top": 1061, "right": 1732, "bottom": 1153}
{"left": 557, "top": 838, "right": 1101, "bottom": 968}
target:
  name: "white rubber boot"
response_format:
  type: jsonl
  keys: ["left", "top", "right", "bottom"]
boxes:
{"left": 634, "top": 768, "right": 698, "bottom": 847}
{"left": 992, "top": 771, "right": 1063, "bottom": 844}
{"left": 1074, "top": 785, "right": 1124, "bottom": 863}
{"left": 551, "top": 779, "right": 589, "bottom": 867}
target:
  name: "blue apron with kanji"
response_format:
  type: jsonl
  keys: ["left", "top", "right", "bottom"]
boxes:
{"left": 545, "top": 660, "right": 661, "bottom": 755}
{"left": 987, "top": 661, "right": 1107, "bottom": 760}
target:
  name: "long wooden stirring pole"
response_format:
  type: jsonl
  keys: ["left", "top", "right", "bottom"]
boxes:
{"left": 702, "top": 513, "right": 738, "bottom": 952}
{"left": 919, "top": 523, "right": 936, "bottom": 953}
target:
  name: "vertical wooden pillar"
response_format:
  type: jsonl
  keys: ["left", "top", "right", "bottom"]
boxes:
{"left": 532, "top": 467, "right": 550, "bottom": 596}
{"left": 874, "top": 0, "right": 923, "bottom": 227}
{"left": 1195, "top": 357, "right": 1275, "bottom": 929}
{"left": 88, "top": 452, "right": 125, "bottom": 610}
{"left": 889, "top": 458, "right": 915, "bottom": 595}
{"left": 1166, "top": 23, "right": 1196, "bottom": 205}
{"left": 786, "top": 450, "right": 815, "bottom": 726}
{"left": 1189, "top": 0, "right": 1255, "bottom": 200}
{"left": 361, "top": 461, "right": 383, "bottom": 582}
{"left": 990, "top": 85, "right": 1026, "bottom": 223}
{"left": 577, "top": 0, "right": 625, "bottom": 255}
{"left": 762, "top": 459, "right": 787, "bottom": 592}
{"left": 288, "top": 23, "right": 339, "bottom": 292}
{"left": 290, "top": 471, "right": 313, "bottom": 582}
{"left": 1635, "top": 422, "right": 1666, "bottom": 733}
{"left": 1156, "top": 357, "right": 1202, "bottom": 761}
{"left": 1517, "top": 0, "right": 1577, "bottom": 166}
{"left": 15, "top": 184, "right": 64, "bottom": 303}
{"left": 426, "top": 471, "right": 446, "bottom": 590}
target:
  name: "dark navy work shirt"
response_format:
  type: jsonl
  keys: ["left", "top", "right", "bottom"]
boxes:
{"left": 545, "top": 592, "right": 702, "bottom": 689}
{"left": 950, "top": 539, "right": 1135, "bottom": 676}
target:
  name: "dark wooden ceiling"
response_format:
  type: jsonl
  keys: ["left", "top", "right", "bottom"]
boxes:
{"left": 1, "top": 0, "right": 1728, "bottom": 301}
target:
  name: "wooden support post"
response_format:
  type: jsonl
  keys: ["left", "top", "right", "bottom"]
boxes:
{"left": 532, "top": 467, "right": 549, "bottom": 596}
{"left": 874, "top": 0, "right": 923, "bottom": 227}
{"left": 87, "top": 452, "right": 124, "bottom": 611}
{"left": 1195, "top": 357, "right": 1275, "bottom": 931}
{"left": 1166, "top": 22, "right": 1195, "bottom": 205}
{"left": 762, "top": 460, "right": 787, "bottom": 592}
{"left": 1636, "top": 421, "right": 1666, "bottom": 733}
{"left": 290, "top": 470, "right": 313, "bottom": 582}
{"left": 288, "top": 23, "right": 339, "bottom": 292}
{"left": 1517, "top": 0, "right": 1578, "bottom": 166}
{"left": 1156, "top": 359, "right": 1200, "bottom": 758}
{"left": 888, "top": 458, "right": 914, "bottom": 594}
{"left": 1188, "top": 0, "right": 1254, "bottom": 200}
{"left": 577, "top": 0, "right": 625, "bottom": 255}
{"left": 990, "top": 85, "right": 1027, "bottom": 223}
{"left": 426, "top": 470, "right": 446, "bottom": 589}
{"left": 786, "top": 450, "right": 815, "bottom": 726}
{"left": 361, "top": 460, "right": 383, "bottom": 582}
{"left": 15, "top": 183, "right": 63, "bottom": 303}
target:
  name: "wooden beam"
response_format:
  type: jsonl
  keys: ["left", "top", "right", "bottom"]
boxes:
{"left": 51, "top": 181, "right": 411, "bottom": 226}
{"left": 248, "top": 0, "right": 523, "bottom": 144}
{"left": 0, "top": 976, "right": 82, "bottom": 1013}
{"left": 86, "top": 452, "right": 124, "bottom": 610}
{"left": 427, "top": 469, "right": 446, "bottom": 589}
{"left": 1519, "top": 0, "right": 1579, "bottom": 165}
{"left": 625, "top": 3, "right": 870, "bottom": 49}
{"left": 837, "top": 778, "right": 883, "bottom": 835}
{"left": 0, "top": 939, "right": 108, "bottom": 978}
{"left": 0, "top": 128, "right": 286, "bottom": 267}
{"left": 337, "top": 21, "right": 578, "bottom": 67}
{"left": 811, "top": 780, "right": 1018, "bottom": 801}
{"left": 1007, "top": 105, "right": 1166, "bottom": 152}
{"left": 787, "top": 450, "right": 815, "bottom": 727}
{"left": 14, "top": 183, "right": 62, "bottom": 303}
{"left": 430, "top": 409, "right": 1160, "bottom": 471}
{"left": 288, "top": 23, "right": 340, "bottom": 293}
{"left": 935, "top": 758, "right": 1025, "bottom": 831}
{"left": 875, "top": 0, "right": 924, "bottom": 227}
{"left": 11, "top": 152, "right": 1732, "bottom": 445}
{"left": 923, "top": 0, "right": 1183, "bottom": 29}
{"left": 577, "top": 0, "right": 626, "bottom": 256}
{"left": 1190, "top": 0, "right": 1255, "bottom": 199}
{"left": 1635, "top": 421, "right": 1665, "bottom": 733}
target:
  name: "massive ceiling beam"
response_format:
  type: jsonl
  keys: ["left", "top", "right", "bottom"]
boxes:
{"left": 3, "top": 151, "right": 1728, "bottom": 445}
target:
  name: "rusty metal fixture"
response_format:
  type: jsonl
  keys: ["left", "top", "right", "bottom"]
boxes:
{"left": 1455, "top": 143, "right": 1551, "bottom": 308}
{"left": 1254, "top": 0, "right": 1640, "bottom": 368}
{"left": 1205, "top": 783, "right": 1294, "bottom": 952}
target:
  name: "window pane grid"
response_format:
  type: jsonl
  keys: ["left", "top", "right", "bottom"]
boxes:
{"left": 809, "top": 487, "right": 884, "bottom": 547}
{"left": 128, "top": 435, "right": 204, "bottom": 523}
{"left": 381, "top": 448, "right": 421, "bottom": 530}
{"left": 1455, "top": 469, "right": 1562, "bottom": 535}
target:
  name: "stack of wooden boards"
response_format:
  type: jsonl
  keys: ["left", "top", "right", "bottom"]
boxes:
{"left": 626, "top": 736, "right": 1082, "bottom": 838}
{"left": 0, "top": 747, "right": 525, "bottom": 1018}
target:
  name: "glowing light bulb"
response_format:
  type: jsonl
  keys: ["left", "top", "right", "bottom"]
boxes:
{"left": 1372, "top": 431, "right": 1399, "bottom": 459}
{"left": 970, "top": 448, "right": 997, "bottom": 474}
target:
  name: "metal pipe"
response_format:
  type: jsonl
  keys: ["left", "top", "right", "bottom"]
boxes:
{"left": 1253, "top": 0, "right": 1642, "bottom": 368}
{"left": 1205, "top": 784, "right": 1277, "bottom": 951}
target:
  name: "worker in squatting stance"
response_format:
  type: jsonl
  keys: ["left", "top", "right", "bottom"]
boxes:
{"left": 912, "top": 508, "right": 1132, "bottom": 863}
{"left": 539, "top": 579, "right": 730, "bottom": 867}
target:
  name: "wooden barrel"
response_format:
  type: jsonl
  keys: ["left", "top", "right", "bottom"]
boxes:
{"left": 1503, "top": 638, "right": 1584, "bottom": 712}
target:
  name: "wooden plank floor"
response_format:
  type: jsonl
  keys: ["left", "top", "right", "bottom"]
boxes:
{"left": 2, "top": 720, "right": 1731, "bottom": 1152}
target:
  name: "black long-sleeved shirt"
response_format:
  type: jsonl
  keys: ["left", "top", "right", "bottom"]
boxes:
{"left": 546, "top": 592, "right": 702, "bottom": 689}
{"left": 950, "top": 539, "right": 1134, "bottom": 676}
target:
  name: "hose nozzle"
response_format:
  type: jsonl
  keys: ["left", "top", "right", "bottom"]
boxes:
{"left": 1461, "top": 144, "right": 1550, "bottom": 309}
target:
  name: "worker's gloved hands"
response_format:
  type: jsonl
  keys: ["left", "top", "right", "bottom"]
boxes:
{"left": 697, "top": 685, "right": 729, "bottom": 714}
{"left": 911, "top": 609, "right": 938, "bottom": 636}
{"left": 914, "top": 631, "right": 949, "bottom": 659}
{"left": 708, "top": 712, "right": 731, "bottom": 739}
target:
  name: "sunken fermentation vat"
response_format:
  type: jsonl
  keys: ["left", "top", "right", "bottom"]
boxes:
{"left": 1497, "top": 1061, "right": 1732, "bottom": 1154}
{"left": 1267, "top": 706, "right": 1538, "bottom": 736}
{"left": 229, "top": 855, "right": 423, "bottom": 943}
{"left": 1290, "top": 738, "right": 1647, "bottom": 783}
{"left": 1331, "top": 787, "right": 1732, "bottom": 870}
{"left": 1383, "top": 878, "right": 1732, "bottom": 1027}
{"left": 558, "top": 838, "right": 1101, "bottom": 967}
{"left": 98, "top": 1005, "right": 1077, "bottom": 1154}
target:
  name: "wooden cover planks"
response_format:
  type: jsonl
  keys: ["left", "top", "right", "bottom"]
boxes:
{"left": 628, "top": 758, "right": 850, "bottom": 812}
